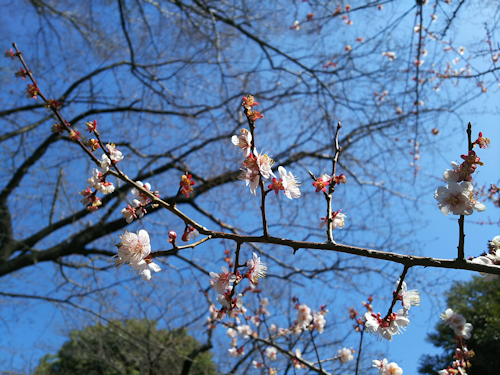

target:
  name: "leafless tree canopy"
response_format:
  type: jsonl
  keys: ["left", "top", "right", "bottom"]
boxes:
{"left": 1, "top": 0, "right": 499, "bottom": 373}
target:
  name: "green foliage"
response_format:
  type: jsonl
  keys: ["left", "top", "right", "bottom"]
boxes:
{"left": 418, "top": 276, "right": 500, "bottom": 375}
{"left": 34, "top": 319, "right": 216, "bottom": 375}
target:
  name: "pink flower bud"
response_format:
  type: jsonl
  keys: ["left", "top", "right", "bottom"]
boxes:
{"left": 168, "top": 230, "right": 177, "bottom": 243}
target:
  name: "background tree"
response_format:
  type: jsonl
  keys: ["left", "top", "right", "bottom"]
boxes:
{"left": 418, "top": 276, "right": 500, "bottom": 375}
{"left": 34, "top": 319, "right": 216, "bottom": 375}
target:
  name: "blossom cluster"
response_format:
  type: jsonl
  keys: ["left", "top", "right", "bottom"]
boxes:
{"left": 233, "top": 96, "right": 301, "bottom": 199}
{"left": 373, "top": 358, "right": 403, "bottom": 375}
{"left": 471, "top": 235, "right": 500, "bottom": 280}
{"left": 363, "top": 280, "right": 420, "bottom": 341}
{"left": 209, "top": 252, "right": 267, "bottom": 319}
{"left": 434, "top": 132, "right": 489, "bottom": 216}
{"left": 294, "top": 303, "right": 328, "bottom": 334}
{"left": 121, "top": 181, "right": 159, "bottom": 223}
{"left": 224, "top": 298, "right": 271, "bottom": 358}
{"left": 79, "top": 142, "right": 124, "bottom": 212}
{"left": 313, "top": 172, "right": 347, "bottom": 230}
{"left": 441, "top": 308, "right": 473, "bottom": 339}
{"left": 438, "top": 308, "right": 475, "bottom": 374}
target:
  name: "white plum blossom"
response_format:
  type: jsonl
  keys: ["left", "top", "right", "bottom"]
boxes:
{"left": 246, "top": 252, "right": 267, "bottom": 283}
{"left": 313, "top": 311, "right": 326, "bottom": 333}
{"left": 396, "top": 280, "right": 420, "bottom": 311}
{"left": 239, "top": 168, "right": 260, "bottom": 196}
{"left": 472, "top": 236, "right": 500, "bottom": 280}
{"left": 491, "top": 235, "right": 500, "bottom": 251}
{"left": 471, "top": 255, "right": 498, "bottom": 281}
{"left": 121, "top": 199, "right": 145, "bottom": 223}
{"left": 210, "top": 266, "right": 236, "bottom": 294}
{"left": 338, "top": 347, "right": 354, "bottom": 364}
{"left": 100, "top": 154, "right": 113, "bottom": 173}
{"left": 226, "top": 328, "right": 237, "bottom": 338}
{"left": 257, "top": 297, "right": 271, "bottom": 316}
{"left": 443, "top": 161, "right": 460, "bottom": 182}
{"left": 106, "top": 143, "right": 124, "bottom": 162}
{"left": 373, "top": 358, "right": 403, "bottom": 375}
{"left": 434, "top": 182, "right": 474, "bottom": 215}
{"left": 385, "top": 362, "right": 404, "bottom": 375}
{"left": 231, "top": 128, "right": 253, "bottom": 157}
{"left": 112, "top": 230, "right": 151, "bottom": 268}
{"left": 319, "top": 211, "right": 346, "bottom": 230}
{"left": 255, "top": 150, "right": 274, "bottom": 179}
{"left": 239, "top": 149, "right": 275, "bottom": 195}
{"left": 293, "top": 349, "right": 306, "bottom": 370}
{"left": 332, "top": 212, "right": 346, "bottom": 229}
{"left": 208, "top": 304, "right": 218, "bottom": 321}
{"left": 253, "top": 360, "right": 264, "bottom": 369}
{"left": 100, "top": 144, "right": 123, "bottom": 173}
{"left": 236, "top": 324, "right": 253, "bottom": 338}
{"left": 133, "top": 258, "right": 161, "bottom": 281}
{"left": 364, "top": 309, "right": 410, "bottom": 341}
{"left": 131, "top": 180, "right": 152, "bottom": 204}
{"left": 373, "top": 358, "right": 388, "bottom": 374}
{"left": 110, "top": 230, "right": 160, "bottom": 280}
{"left": 265, "top": 346, "right": 278, "bottom": 361}
{"left": 278, "top": 166, "right": 301, "bottom": 199}
{"left": 382, "top": 51, "right": 396, "bottom": 61}
{"left": 228, "top": 347, "right": 244, "bottom": 357}
{"left": 440, "top": 308, "right": 473, "bottom": 339}
{"left": 296, "top": 304, "right": 313, "bottom": 330}
{"left": 87, "top": 168, "right": 115, "bottom": 194}
{"left": 453, "top": 321, "right": 473, "bottom": 340}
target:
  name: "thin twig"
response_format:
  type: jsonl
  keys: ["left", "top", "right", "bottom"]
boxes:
{"left": 457, "top": 123, "right": 473, "bottom": 261}
{"left": 355, "top": 330, "right": 364, "bottom": 375}
{"left": 384, "top": 265, "right": 410, "bottom": 320}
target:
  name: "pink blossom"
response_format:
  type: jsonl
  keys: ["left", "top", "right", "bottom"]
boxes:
{"left": 181, "top": 225, "right": 198, "bottom": 242}
{"left": 85, "top": 120, "right": 97, "bottom": 133}
{"left": 5, "top": 48, "right": 15, "bottom": 59}
{"left": 14, "top": 68, "right": 28, "bottom": 79}
{"left": 241, "top": 95, "right": 258, "bottom": 110}
{"left": 313, "top": 174, "right": 330, "bottom": 193}
{"left": 168, "top": 230, "right": 177, "bottom": 243}
{"left": 180, "top": 174, "right": 195, "bottom": 197}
